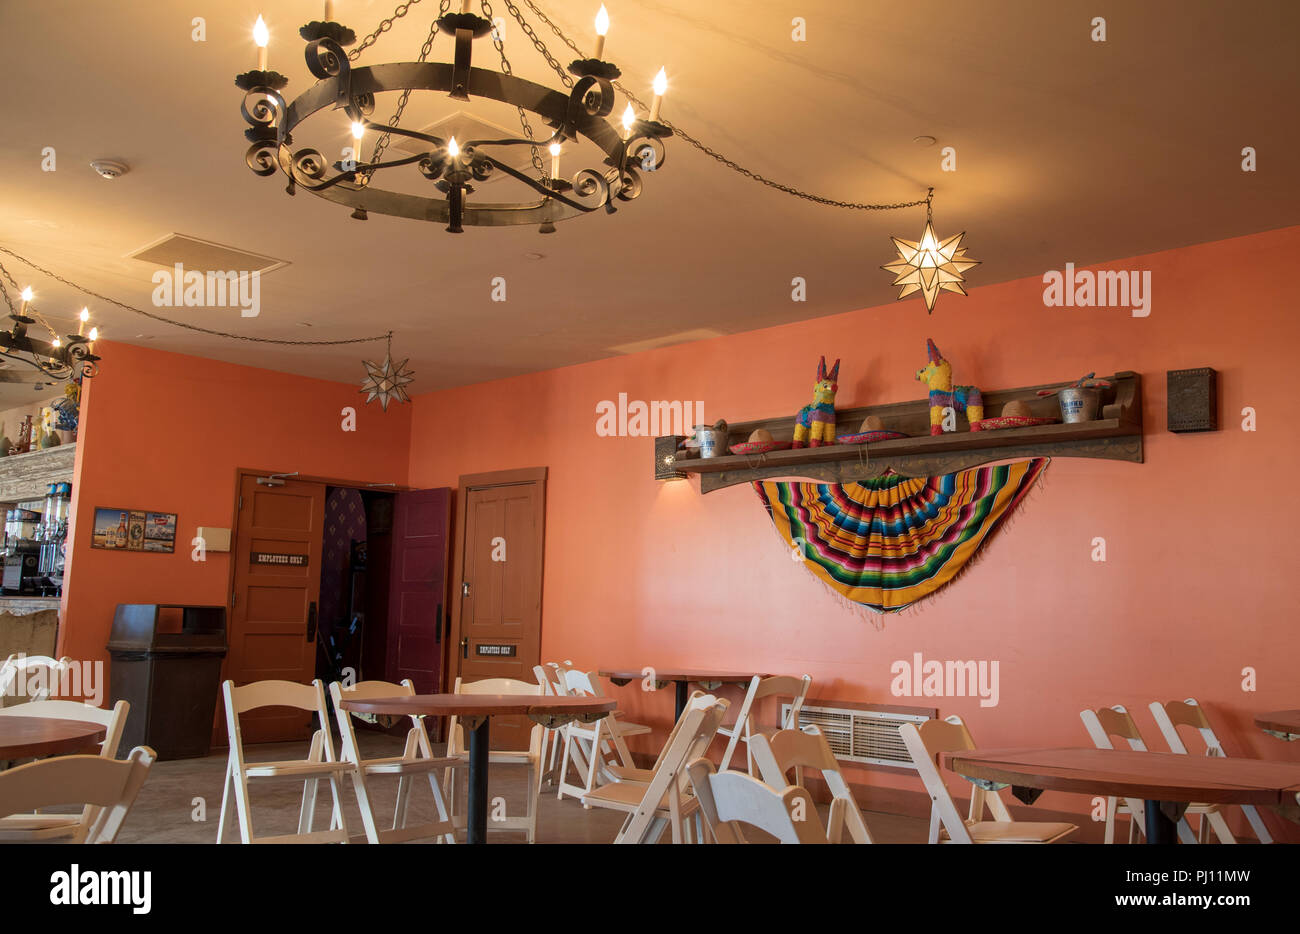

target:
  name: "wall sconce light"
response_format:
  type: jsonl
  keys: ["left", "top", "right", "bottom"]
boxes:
{"left": 655, "top": 435, "right": 688, "bottom": 481}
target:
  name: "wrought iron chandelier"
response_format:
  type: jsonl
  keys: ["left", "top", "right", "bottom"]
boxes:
{"left": 236, "top": 1, "right": 672, "bottom": 234}
{"left": 0, "top": 279, "right": 100, "bottom": 384}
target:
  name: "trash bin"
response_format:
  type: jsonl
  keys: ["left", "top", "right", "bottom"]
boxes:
{"left": 107, "top": 604, "right": 227, "bottom": 760}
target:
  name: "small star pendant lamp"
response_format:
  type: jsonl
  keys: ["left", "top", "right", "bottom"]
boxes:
{"left": 881, "top": 188, "right": 979, "bottom": 313}
{"left": 360, "top": 332, "right": 414, "bottom": 410}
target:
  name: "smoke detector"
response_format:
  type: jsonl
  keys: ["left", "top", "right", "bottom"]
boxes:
{"left": 90, "top": 159, "right": 129, "bottom": 180}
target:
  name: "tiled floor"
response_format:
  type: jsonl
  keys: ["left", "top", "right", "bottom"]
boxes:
{"left": 114, "top": 730, "right": 930, "bottom": 844}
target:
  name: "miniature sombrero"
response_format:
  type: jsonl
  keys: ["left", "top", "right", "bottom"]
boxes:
{"left": 970, "top": 399, "right": 1059, "bottom": 431}
{"left": 835, "top": 415, "right": 908, "bottom": 445}
{"left": 729, "top": 428, "right": 794, "bottom": 456}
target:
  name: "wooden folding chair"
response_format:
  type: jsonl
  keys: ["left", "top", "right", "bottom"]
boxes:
{"left": 442, "top": 676, "right": 543, "bottom": 843}
{"left": 533, "top": 663, "right": 570, "bottom": 791}
{"left": 1149, "top": 698, "right": 1270, "bottom": 843}
{"left": 1080, "top": 704, "right": 1204, "bottom": 844}
{"left": 0, "top": 746, "right": 156, "bottom": 843}
{"left": 582, "top": 692, "right": 730, "bottom": 844}
{"left": 718, "top": 674, "right": 812, "bottom": 774}
{"left": 329, "top": 679, "right": 456, "bottom": 844}
{"left": 0, "top": 654, "right": 74, "bottom": 707}
{"left": 218, "top": 679, "right": 355, "bottom": 844}
{"left": 901, "top": 715, "right": 1076, "bottom": 844}
{"left": 750, "top": 724, "right": 875, "bottom": 842}
{"left": 555, "top": 669, "right": 648, "bottom": 805}
{"left": 687, "top": 758, "right": 828, "bottom": 843}
{"left": 0, "top": 698, "right": 130, "bottom": 835}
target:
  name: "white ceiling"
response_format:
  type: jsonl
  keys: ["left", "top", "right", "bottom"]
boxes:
{"left": 1, "top": 0, "right": 1296, "bottom": 406}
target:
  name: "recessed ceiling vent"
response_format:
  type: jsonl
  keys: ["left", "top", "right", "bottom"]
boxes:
{"left": 393, "top": 111, "right": 539, "bottom": 184}
{"left": 127, "top": 234, "right": 288, "bottom": 275}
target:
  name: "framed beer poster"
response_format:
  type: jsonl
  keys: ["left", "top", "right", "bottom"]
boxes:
{"left": 91, "top": 507, "right": 178, "bottom": 553}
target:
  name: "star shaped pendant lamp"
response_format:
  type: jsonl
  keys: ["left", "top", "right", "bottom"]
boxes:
{"left": 360, "top": 333, "right": 414, "bottom": 410}
{"left": 881, "top": 189, "right": 979, "bottom": 313}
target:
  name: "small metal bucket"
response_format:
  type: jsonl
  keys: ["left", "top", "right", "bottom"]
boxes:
{"left": 693, "top": 426, "right": 728, "bottom": 459}
{"left": 1058, "top": 387, "right": 1100, "bottom": 423}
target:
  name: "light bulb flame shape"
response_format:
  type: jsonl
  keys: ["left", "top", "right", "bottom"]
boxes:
{"left": 447, "top": 137, "right": 459, "bottom": 157}
{"left": 253, "top": 15, "right": 269, "bottom": 47}
{"left": 653, "top": 68, "right": 668, "bottom": 95}
{"left": 595, "top": 5, "right": 610, "bottom": 36}
{"left": 622, "top": 103, "right": 636, "bottom": 130}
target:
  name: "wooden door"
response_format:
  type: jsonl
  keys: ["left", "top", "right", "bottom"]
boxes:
{"left": 225, "top": 474, "right": 327, "bottom": 744}
{"left": 449, "top": 469, "right": 546, "bottom": 751}
{"left": 385, "top": 488, "right": 451, "bottom": 693}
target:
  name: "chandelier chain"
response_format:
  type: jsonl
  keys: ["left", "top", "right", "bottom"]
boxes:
{"left": 502, "top": 0, "right": 573, "bottom": 89}
{"left": 365, "top": 3, "right": 449, "bottom": 178}
{"left": 0, "top": 248, "right": 390, "bottom": 348}
{"left": 482, "top": 0, "right": 548, "bottom": 181}
{"left": 348, "top": 0, "right": 428, "bottom": 61}
{"left": 521, "top": 0, "right": 927, "bottom": 212}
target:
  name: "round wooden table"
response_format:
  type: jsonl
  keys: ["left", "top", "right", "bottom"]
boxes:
{"left": 0, "top": 717, "right": 106, "bottom": 761}
{"left": 1256, "top": 710, "right": 1300, "bottom": 742}
{"left": 339, "top": 694, "right": 615, "bottom": 844}
{"left": 599, "top": 668, "right": 769, "bottom": 720}
{"left": 945, "top": 746, "right": 1300, "bottom": 844}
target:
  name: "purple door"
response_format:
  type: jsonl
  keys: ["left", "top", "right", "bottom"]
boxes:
{"left": 385, "top": 488, "right": 451, "bottom": 693}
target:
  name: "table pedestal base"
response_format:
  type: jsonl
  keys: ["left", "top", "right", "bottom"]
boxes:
{"left": 1144, "top": 800, "right": 1177, "bottom": 844}
{"left": 467, "top": 719, "right": 490, "bottom": 845}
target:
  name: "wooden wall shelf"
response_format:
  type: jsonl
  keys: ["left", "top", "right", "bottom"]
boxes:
{"left": 658, "top": 372, "right": 1142, "bottom": 493}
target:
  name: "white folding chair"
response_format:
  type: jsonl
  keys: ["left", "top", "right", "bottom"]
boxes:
{"left": 582, "top": 692, "right": 730, "bottom": 844}
{"left": 1080, "top": 704, "right": 1204, "bottom": 844}
{"left": 217, "top": 679, "right": 355, "bottom": 844}
{"left": 555, "top": 669, "right": 649, "bottom": 804}
{"left": 900, "top": 715, "right": 1076, "bottom": 844}
{"left": 0, "top": 746, "right": 156, "bottom": 844}
{"left": 442, "top": 676, "right": 543, "bottom": 843}
{"left": 750, "top": 724, "right": 875, "bottom": 843}
{"left": 0, "top": 698, "right": 130, "bottom": 835}
{"left": 718, "top": 674, "right": 812, "bottom": 774}
{"left": 1149, "top": 698, "right": 1270, "bottom": 843}
{"left": 687, "top": 757, "right": 828, "bottom": 844}
{"left": 329, "top": 679, "right": 456, "bottom": 844}
{"left": 0, "top": 654, "right": 74, "bottom": 707}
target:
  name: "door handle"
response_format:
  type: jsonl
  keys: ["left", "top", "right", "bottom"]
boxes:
{"left": 460, "top": 637, "right": 468, "bottom": 659}
{"left": 307, "top": 601, "right": 318, "bottom": 643}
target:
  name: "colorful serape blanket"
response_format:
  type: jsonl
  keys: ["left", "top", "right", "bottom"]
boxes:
{"left": 754, "top": 458, "right": 1047, "bottom": 613}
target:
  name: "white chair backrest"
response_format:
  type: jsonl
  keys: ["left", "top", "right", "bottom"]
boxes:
{"left": 0, "top": 655, "right": 74, "bottom": 706}
{"left": 616, "top": 694, "right": 730, "bottom": 843}
{"left": 900, "top": 715, "right": 991, "bottom": 844}
{"left": 447, "top": 676, "right": 543, "bottom": 757}
{"left": 687, "top": 758, "right": 827, "bottom": 844}
{"left": 562, "top": 669, "right": 605, "bottom": 698}
{"left": 1148, "top": 699, "right": 1223, "bottom": 756}
{"left": 1080, "top": 704, "right": 1149, "bottom": 752}
{"left": 0, "top": 745, "right": 156, "bottom": 843}
{"left": 0, "top": 699, "right": 130, "bottom": 758}
{"left": 750, "top": 725, "right": 874, "bottom": 843}
{"left": 222, "top": 679, "right": 335, "bottom": 767}
{"left": 330, "top": 679, "right": 432, "bottom": 761}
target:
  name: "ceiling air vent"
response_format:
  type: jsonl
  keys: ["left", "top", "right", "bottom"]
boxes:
{"left": 127, "top": 234, "right": 288, "bottom": 275}
{"left": 781, "top": 702, "right": 932, "bottom": 770}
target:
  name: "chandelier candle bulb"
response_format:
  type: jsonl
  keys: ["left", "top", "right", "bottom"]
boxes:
{"left": 19, "top": 287, "right": 32, "bottom": 317}
{"left": 649, "top": 68, "right": 667, "bottom": 121}
{"left": 253, "top": 15, "right": 269, "bottom": 71}
{"left": 78, "top": 307, "right": 88, "bottom": 336}
{"left": 549, "top": 142, "right": 562, "bottom": 178}
{"left": 621, "top": 103, "right": 635, "bottom": 140}
{"left": 593, "top": 5, "right": 609, "bottom": 60}
{"left": 447, "top": 136, "right": 459, "bottom": 159}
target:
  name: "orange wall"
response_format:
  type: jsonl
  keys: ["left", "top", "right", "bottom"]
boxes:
{"left": 58, "top": 342, "right": 412, "bottom": 666}
{"left": 405, "top": 226, "right": 1300, "bottom": 835}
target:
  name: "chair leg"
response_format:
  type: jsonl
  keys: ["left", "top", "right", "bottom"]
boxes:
{"left": 1241, "top": 805, "right": 1273, "bottom": 844}
{"left": 328, "top": 772, "right": 353, "bottom": 843}
{"left": 556, "top": 728, "right": 572, "bottom": 800}
{"left": 216, "top": 760, "right": 234, "bottom": 844}
{"left": 232, "top": 769, "right": 256, "bottom": 844}
{"left": 394, "top": 775, "right": 412, "bottom": 830}
{"left": 426, "top": 771, "right": 455, "bottom": 844}
{"left": 1205, "top": 810, "right": 1236, "bottom": 844}
{"left": 1104, "top": 797, "right": 1116, "bottom": 845}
